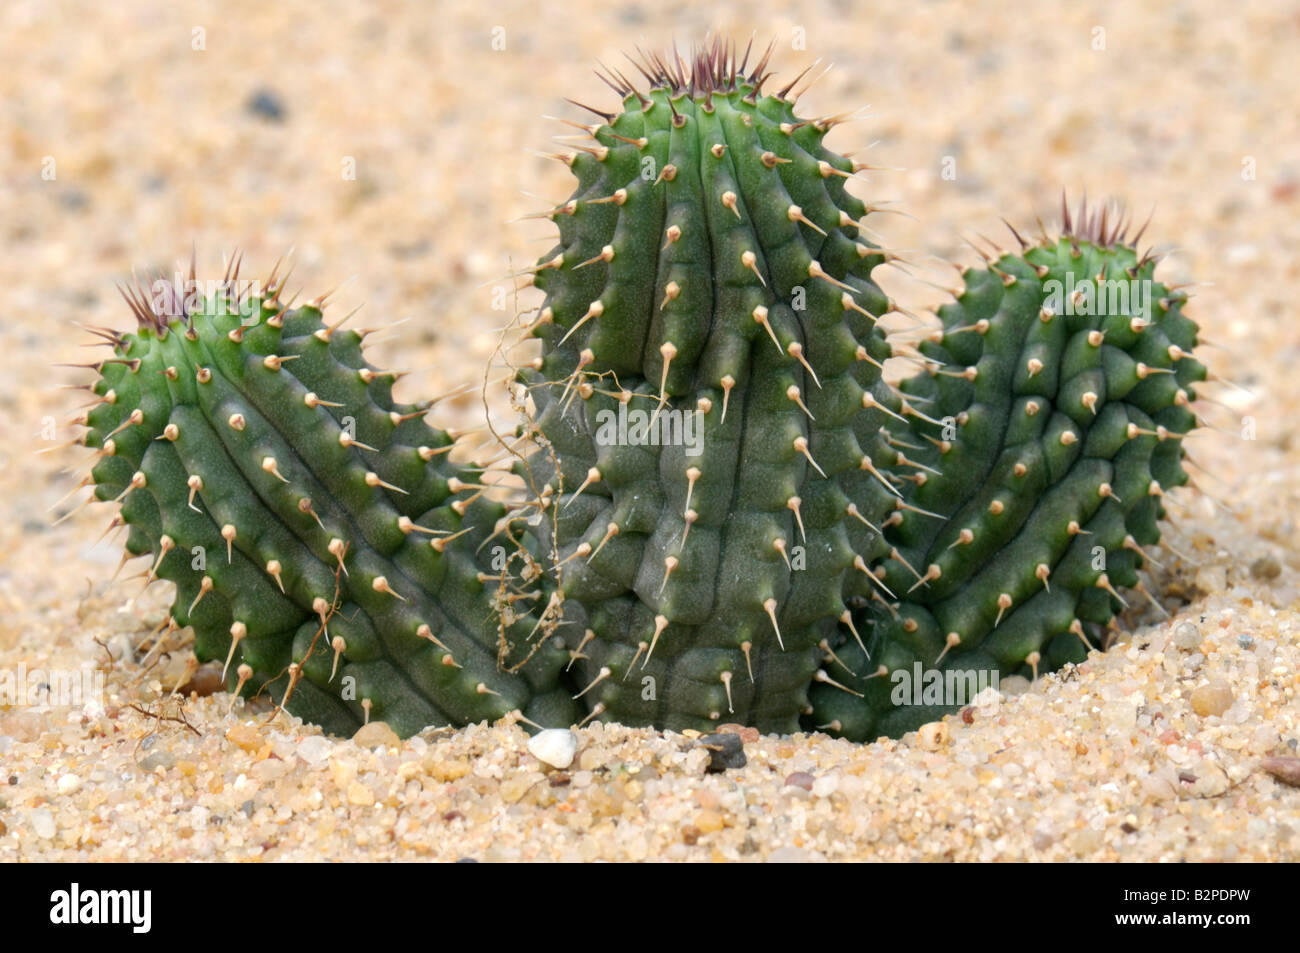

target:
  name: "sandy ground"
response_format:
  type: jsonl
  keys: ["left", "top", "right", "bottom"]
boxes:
{"left": 2, "top": 0, "right": 1299, "bottom": 861}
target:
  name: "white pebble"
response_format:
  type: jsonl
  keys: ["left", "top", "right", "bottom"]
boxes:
{"left": 30, "top": 809, "right": 55, "bottom": 839}
{"left": 1194, "top": 565, "right": 1227, "bottom": 594}
{"left": 811, "top": 774, "right": 839, "bottom": 797}
{"left": 527, "top": 728, "right": 577, "bottom": 769}
{"left": 297, "top": 735, "right": 333, "bottom": 765}
{"left": 999, "top": 675, "right": 1031, "bottom": 697}
{"left": 1173, "top": 623, "right": 1201, "bottom": 652}
{"left": 56, "top": 773, "right": 82, "bottom": 795}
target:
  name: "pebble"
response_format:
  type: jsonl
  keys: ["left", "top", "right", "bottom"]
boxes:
{"left": 811, "top": 774, "right": 839, "bottom": 797}
{"left": 1237, "top": 634, "right": 1256, "bottom": 650}
{"left": 178, "top": 661, "right": 225, "bottom": 697}
{"left": 1173, "top": 623, "right": 1201, "bottom": 651}
{"left": 225, "top": 723, "right": 263, "bottom": 753}
{"left": 784, "top": 771, "right": 815, "bottom": 791}
{"left": 916, "top": 721, "right": 950, "bottom": 751}
{"left": 1260, "top": 757, "right": 1300, "bottom": 787}
{"left": 246, "top": 88, "right": 287, "bottom": 122}
{"left": 527, "top": 729, "right": 577, "bottom": 769}
{"left": 716, "top": 723, "right": 760, "bottom": 744}
{"left": 139, "top": 751, "right": 175, "bottom": 772}
{"left": 30, "top": 809, "right": 55, "bottom": 840}
{"left": 352, "top": 721, "right": 400, "bottom": 750}
{"left": 346, "top": 782, "right": 375, "bottom": 806}
{"left": 694, "top": 809, "right": 724, "bottom": 833}
{"left": 251, "top": 758, "right": 287, "bottom": 783}
{"left": 1195, "top": 565, "right": 1228, "bottom": 594}
{"left": 0, "top": 711, "right": 43, "bottom": 743}
{"left": 56, "top": 774, "right": 82, "bottom": 795}
{"left": 500, "top": 776, "right": 533, "bottom": 803}
{"left": 1189, "top": 762, "right": 1231, "bottom": 797}
{"left": 698, "top": 733, "right": 747, "bottom": 773}
{"left": 297, "top": 735, "right": 333, "bottom": 765}
{"left": 971, "top": 685, "right": 1002, "bottom": 712}
{"left": 1190, "top": 682, "right": 1234, "bottom": 717}
{"left": 999, "top": 675, "right": 1032, "bottom": 696}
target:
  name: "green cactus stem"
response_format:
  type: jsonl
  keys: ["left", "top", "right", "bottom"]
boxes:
{"left": 80, "top": 258, "right": 577, "bottom": 737}
{"left": 809, "top": 202, "right": 1206, "bottom": 740}
{"left": 515, "top": 39, "right": 908, "bottom": 733}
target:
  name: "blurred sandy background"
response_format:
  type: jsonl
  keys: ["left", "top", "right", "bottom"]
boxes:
{"left": 3, "top": 0, "right": 1299, "bottom": 861}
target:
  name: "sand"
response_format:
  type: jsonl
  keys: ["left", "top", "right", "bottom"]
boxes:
{"left": 2, "top": 0, "right": 1299, "bottom": 861}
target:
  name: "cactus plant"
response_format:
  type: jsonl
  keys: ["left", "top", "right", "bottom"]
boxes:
{"left": 809, "top": 202, "right": 1205, "bottom": 740}
{"left": 71, "top": 39, "right": 1203, "bottom": 741}
{"left": 80, "top": 262, "right": 579, "bottom": 737}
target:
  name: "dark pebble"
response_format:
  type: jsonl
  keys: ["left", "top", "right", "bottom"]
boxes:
{"left": 246, "top": 88, "right": 287, "bottom": 122}
{"left": 698, "top": 732, "right": 746, "bottom": 773}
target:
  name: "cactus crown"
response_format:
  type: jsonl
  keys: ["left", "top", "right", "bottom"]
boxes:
{"left": 72, "top": 40, "right": 1204, "bottom": 742}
